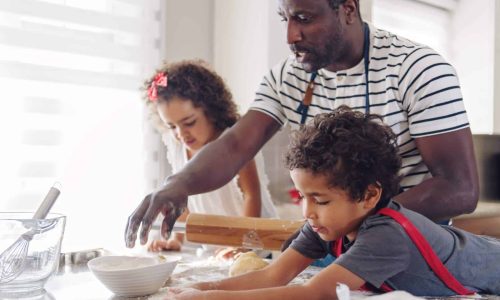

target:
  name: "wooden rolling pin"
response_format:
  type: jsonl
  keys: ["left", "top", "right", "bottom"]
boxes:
{"left": 173, "top": 214, "right": 305, "bottom": 251}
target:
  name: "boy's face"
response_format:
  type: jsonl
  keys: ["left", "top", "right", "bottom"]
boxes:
{"left": 290, "top": 168, "right": 376, "bottom": 241}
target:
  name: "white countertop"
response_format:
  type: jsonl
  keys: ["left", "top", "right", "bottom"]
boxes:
{"left": 42, "top": 245, "right": 499, "bottom": 300}
{"left": 43, "top": 245, "right": 321, "bottom": 300}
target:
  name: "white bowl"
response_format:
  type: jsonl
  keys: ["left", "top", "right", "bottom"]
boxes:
{"left": 88, "top": 255, "right": 180, "bottom": 297}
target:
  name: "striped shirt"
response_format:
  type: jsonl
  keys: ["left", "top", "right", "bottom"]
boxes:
{"left": 250, "top": 24, "right": 469, "bottom": 190}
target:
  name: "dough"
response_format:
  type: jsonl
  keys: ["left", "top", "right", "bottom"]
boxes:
{"left": 228, "top": 251, "right": 269, "bottom": 277}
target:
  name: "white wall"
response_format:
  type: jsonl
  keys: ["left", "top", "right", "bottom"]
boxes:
{"left": 360, "top": 0, "right": 373, "bottom": 21}
{"left": 213, "top": 0, "right": 271, "bottom": 111}
{"left": 164, "top": 0, "right": 214, "bottom": 64}
{"left": 495, "top": 2, "right": 500, "bottom": 133}
{"left": 451, "top": 0, "right": 495, "bottom": 134}
{"left": 267, "top": 0, "right": 291, "bottom": 69}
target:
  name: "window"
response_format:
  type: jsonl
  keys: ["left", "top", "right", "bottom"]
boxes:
{"left": 0, "top": 0, "right": 162, "bottom": 251}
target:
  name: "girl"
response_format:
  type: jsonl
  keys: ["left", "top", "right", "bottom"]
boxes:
{"left": 141, "top": 60, "right": 277, "bottom": 257}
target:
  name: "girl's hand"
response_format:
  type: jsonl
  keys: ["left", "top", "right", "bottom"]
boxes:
{"left": 148, "top": 239, "right": 182, "bottom": 252}
{"left": 166, "top": 287, "right": 204, "bottom": 300}
{"left": 214, "top": 247, "right": 250, "bottom": 260}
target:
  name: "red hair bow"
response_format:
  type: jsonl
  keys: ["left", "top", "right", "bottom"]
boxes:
{"left": 147, "top": 72, "right": 168, "bottom": 101}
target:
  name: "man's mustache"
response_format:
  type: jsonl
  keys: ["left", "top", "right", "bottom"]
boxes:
{"left": 290, "top": 44, "right": 311, "bottom": 54}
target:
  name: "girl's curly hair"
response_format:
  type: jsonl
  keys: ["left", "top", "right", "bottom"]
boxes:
{"left": 142, "top": 59, "right": 239, "bottom": 134}
{"left": 285, "top": 106, "right": 401, "bottom": 205}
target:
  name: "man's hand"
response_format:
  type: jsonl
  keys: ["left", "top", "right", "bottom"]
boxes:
{"left": 125, "top": 186, "right": 187, "bottom": 248}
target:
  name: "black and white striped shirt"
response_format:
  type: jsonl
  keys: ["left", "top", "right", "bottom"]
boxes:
{"left": 250, "top": 24, "right": 469, "bottom": 191}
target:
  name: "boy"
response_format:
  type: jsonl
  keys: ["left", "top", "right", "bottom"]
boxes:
{"left": 168, "top": 106, "right": 500, "bottom": 300}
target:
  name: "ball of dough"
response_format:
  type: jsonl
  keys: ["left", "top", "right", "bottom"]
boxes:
{"left": 228, "top": 251, "right": 269, "bottom": 277}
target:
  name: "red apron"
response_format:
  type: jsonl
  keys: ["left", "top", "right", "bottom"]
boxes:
{"left": 332, "top": 207, "right": 475, "bottom": 295}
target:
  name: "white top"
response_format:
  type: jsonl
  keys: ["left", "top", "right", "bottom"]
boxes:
{"left": 250, "top": 23, "right": 469, "bottom": 191}
{"left": 162, "top": 133, "right": 278, "bottom": 219}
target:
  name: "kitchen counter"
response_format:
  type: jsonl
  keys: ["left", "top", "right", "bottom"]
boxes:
{"left": 43, "top": 245, "right": 321, "bottom": 300}
{"left": 41, "top": 245, "right": 499, "bottom": 300}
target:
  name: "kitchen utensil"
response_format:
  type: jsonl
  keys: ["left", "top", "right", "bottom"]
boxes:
{"left": 169, "top": 213, "right": 305, "bottom": 251}
{"left": 0, "top": 184, "right": 61, "bottom": 283}
{"left": 88, "top": 255, "right": 181, "bottom": 297}
{"left": 59, "top": 248, "right": 110, "bottom": 274}
{"left": 0, "top": 213, "right": 65, "bottom": 298}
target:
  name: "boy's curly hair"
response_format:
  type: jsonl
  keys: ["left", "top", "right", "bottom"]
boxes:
{"left": 285, "top": 106, "right": 401, "bottom": 205}
{"left": 142, "top": 59, "right": 239, "bottom": 134}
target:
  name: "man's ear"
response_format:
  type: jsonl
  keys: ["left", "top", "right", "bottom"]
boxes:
{"left": 342, "top": 0, "right": 359, "bottom": 24}
{"left": 362, "top": 183, "right": 382, "bottom": 209}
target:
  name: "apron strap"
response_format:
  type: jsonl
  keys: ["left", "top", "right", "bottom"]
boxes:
{"left": 297, "top": 72, "right": 317, "bottom": 125}
{"left": 331, "top": 208, "right": 474, "bottom": 295}
{"left": 377, "top": 208, "right": 474, "bottom": 295}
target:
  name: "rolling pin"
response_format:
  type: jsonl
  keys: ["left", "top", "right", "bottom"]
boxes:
{"left": 170, "top": 213, "right": 305, "bottom": 251}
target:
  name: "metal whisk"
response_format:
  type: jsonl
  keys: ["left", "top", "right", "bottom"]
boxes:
{"left": 0, "top": 184, "right": 61, "bottom": 284}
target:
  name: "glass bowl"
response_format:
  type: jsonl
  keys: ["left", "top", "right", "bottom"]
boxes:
{"left": 0, "top": 213, "right": 66, "bottom": 298}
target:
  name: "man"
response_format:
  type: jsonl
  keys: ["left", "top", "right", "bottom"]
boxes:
{"left": 125, "top": 0, "right": 478, "bottom": 248}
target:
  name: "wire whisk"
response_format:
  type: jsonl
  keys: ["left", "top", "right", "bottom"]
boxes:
{"left": 0, "top": 184, "right": 61, "bottom": 283}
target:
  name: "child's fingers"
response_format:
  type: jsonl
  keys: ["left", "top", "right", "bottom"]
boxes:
{"left": 167, "top": 287, "right": 202, "bottom": 299}
{"left": 148, "top": 240, "right": 164, "bottom": 252}
{"left": 165, "top": 239, "right": 182, "bottom": 251}
{"left": 164, "top": 288, "right": 183, "bottom": 300}
{"left": 148, "top": 239, "right": 182, "bottom": 252}
{"left": 168, "top": 287, "right": 182, "bottom": 294}
{"left": 214, "top": 247, "right": 236, "bottom": 260}
{"left": 215, "top": 247, "right": 250, "bottom": 260}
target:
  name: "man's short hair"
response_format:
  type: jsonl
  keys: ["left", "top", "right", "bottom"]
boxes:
{"left": 327, "top": 0, "right": 347, "bottom": 9}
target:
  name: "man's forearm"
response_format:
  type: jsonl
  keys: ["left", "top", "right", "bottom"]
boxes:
{"left": 167, "top": 131, "right": 246, "bottom": 196}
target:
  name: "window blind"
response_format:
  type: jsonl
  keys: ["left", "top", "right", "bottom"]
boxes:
{"left": 372, "top": 0, "right": 456, "bottom": 60}
{"left": 0, "top": 0, "right": 162, "bottom": 251}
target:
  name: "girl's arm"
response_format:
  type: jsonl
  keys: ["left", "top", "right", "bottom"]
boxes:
{"left": 236, "top": 158, "right": 262, "bottom": 217}
{"left": 174, "top": 253, "right": 366, "bottom": 300}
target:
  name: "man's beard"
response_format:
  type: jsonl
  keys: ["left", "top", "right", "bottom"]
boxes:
{"left": 294, "top": 23, "right": 345, "bottom": 73}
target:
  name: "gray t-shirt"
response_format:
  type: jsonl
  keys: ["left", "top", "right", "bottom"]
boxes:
{"left": 290, "top": 201, "right": 500, "bottom": 296}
